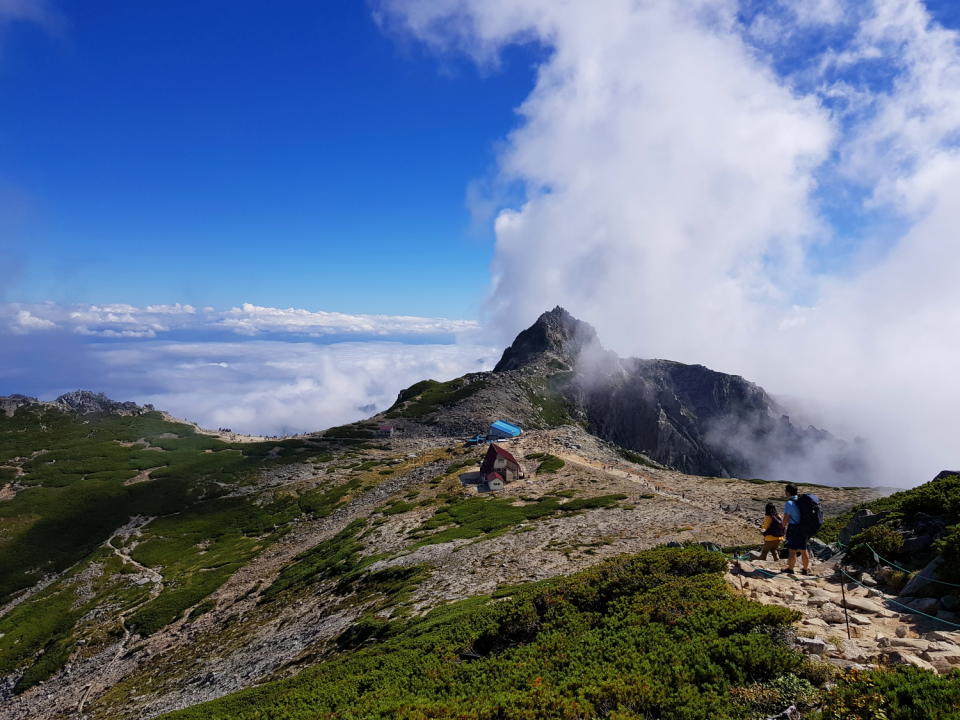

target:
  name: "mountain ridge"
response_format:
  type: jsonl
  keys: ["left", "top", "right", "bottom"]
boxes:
{"left": 381, "top": 307, "right": 868, "bottom": 484}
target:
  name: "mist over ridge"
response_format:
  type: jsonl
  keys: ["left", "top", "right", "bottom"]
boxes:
{"left": 381, "top": 0, "right": 960, "bottom": 488}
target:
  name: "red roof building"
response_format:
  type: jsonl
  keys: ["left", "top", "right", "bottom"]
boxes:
{"left": 480, "top": 444, "right": 521, "bottom": 483}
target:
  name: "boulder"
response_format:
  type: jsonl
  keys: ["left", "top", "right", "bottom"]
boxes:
{"left": 900, "top": 596, "right": 940, "bottom": 615}
{"left": 879, "top": 637, "right": 930, "bottom": 651}
{"left": 936, "top": 610, "right": 960, "bottom": 624}
{"left": 883, "top": 650, "right": 937, "bottom": 672}
{"left": 940, "top": 595, "right": 960, "bottom": 611}
{"left": 900, "top": 556, "right": 946, "bottom": 599}
{"left": 821, "top": 603, "right": 847, "bottom": 624}
{"left": 808, "top": 537, "right": 839, "bottom": 561}
{"left": 839, "top": 509, "right": 887, "bottom": 546}
{"left": 900, "top": 533, "right": 935, "bottom": 555}
{"left": 924, "top": 654, "right": 958, "bottom": 674}
{"left": 860, "top": 573, "right": 878, "bottom": 587}
{"left": 842, "top": 595, "right": 897, "bottom": 617}
{"left": 795, "top": 636, "right": 827, "bottom": 654}
{"left": 764, "top": 705, "right": 800, "bottom": 720}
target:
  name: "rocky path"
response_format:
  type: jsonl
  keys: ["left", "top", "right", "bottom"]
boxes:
{"left": 77, "top": 518, "right": 164, "bottom": 715}
{"left": 729, "top": 558, "right": 960, "bottom": 675}
{"left": 82, "top": 455, "right": 452, "bottom": 720}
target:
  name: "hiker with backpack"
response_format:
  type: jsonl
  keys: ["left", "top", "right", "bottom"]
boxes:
{"left": 782, "top": 483, "right": 823, "bottom": 575}
{"left": 758, "top": 503, "right": 785, "bottom": 560}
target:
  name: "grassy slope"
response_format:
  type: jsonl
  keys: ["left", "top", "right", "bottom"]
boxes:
{"left": 0, "top": 405, "right": 354, "bottom": 689}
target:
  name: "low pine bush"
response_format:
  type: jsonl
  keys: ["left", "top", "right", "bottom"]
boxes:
{"left": 160, "top": 547, "right": 806, "bottom": 720}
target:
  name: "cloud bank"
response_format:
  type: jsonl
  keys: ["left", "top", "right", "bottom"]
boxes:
{"left": 0, "top": 334, "right": 496, "bottom": 436}
{"left": 0, "top": 303, "right": 493, "bottom": 436}
{"left": 378, "top": 0, "right": 960, "bottom": 486}
{"left": 97, "top": 340, "right": 497, "bottom": 436}
{"left": 1, "top": 302, "right": 477, "bottom": 340}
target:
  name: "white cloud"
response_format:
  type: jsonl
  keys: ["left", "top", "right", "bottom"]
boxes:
{"left": 11, "top": 309, "right": 55, "bottom": 333}
{"left": 379, "top": 0, "right": 960, "bottom": 486}
{"left": 92, "top": 340, "right": 497, "bottom": 436}
{"left": 0, "top": 302, "right": 477, "bottom": 340}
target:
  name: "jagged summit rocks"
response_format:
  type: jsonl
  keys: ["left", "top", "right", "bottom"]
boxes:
{"left": 0, "top": 390, "right": 152, "bottom": 418}
{"left": 54, "top": 390, "right": 151, "bottom": 415}
{"left": 493, "top": 306, "right": 600, "bottom": 372}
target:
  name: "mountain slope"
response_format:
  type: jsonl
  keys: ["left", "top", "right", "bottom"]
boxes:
{"left": 381, "top": 307, "right": 867, "bottom": 483}
{"left": 0, "top": 395, "right": 880, "bottom": 719}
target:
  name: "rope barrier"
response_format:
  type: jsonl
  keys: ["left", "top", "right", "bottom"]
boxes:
{"left": 836, "top": 566, "right": 960, "bottom": 629}
{"left": 864, "top": 543, "right": 960, "bottom": 589}
{"left": 730, "top": 551, "right": 960, "bottom": 629}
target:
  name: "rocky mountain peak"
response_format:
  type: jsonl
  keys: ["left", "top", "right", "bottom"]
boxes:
{"left": 53, "top": 390, "right": 151, "bottom": 416}
{"left": 493, "top": 306, "right": 601, "bottom": 372}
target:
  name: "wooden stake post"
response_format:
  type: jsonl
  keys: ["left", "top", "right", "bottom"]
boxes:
{"left": 839, "top": 563, "right": 852, "bottom": 640}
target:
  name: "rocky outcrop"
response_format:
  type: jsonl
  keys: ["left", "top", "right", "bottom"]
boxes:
{"left": 54, "top": 390, "right": 151, "bottom": 415}
{"left": 0, "top": 395, "right": 39, "bottom": 418}
{"left": 1, "top": 391, "right": 153, "bottom": 418}
{"left": 493, "top": 308, "right": 868, "bottom": 482}
{"left": 493, "top": 306, "right": 601, "bottom": 373}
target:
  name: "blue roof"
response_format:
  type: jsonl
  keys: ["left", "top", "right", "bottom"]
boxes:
{"left": 489, "top": 420, "right": 522, "bottom": 437}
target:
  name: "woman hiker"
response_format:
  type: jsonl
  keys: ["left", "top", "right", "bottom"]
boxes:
{"left": 758, "top": 503, "right": 785, "bottom": 561}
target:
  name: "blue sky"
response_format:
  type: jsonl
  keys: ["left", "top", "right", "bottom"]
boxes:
{"left": 0, "top": 0, "right": 541, "bottom": 317}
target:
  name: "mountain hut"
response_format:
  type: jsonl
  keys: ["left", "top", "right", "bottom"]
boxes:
{"left": 480, "top": 444, "right": 522, "bottom": 487}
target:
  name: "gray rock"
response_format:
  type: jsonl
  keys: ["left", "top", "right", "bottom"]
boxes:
{"left": 839, "top": 509, "right": 887, "bottom": 546}
{"left": 901, "top": 597, "right": 940, "bottom": 615}
{"left": 489, "top": 308, "right": 868, "bottom": 480}
{"left": 808, "top": 537, "right": 840, "bottom": 561}
{"left": 880, "top": 637, "right": 931, "bottom": 651}
{"left": 764, "top": 705, "right": 800, "bottom": 720}
{"left": 883, "top": 650, "right": 937, "bottom": 672}
{"left": 936, "top": 610, "right": 960, "bottom": 624}
{"left": 795, "top": 636, "right": 827, "bottom": 654}
{"left": 900, "top": 534, "right": 934, "bottom": 555}
{"left": 901, "top": 557, "right": 946, "bottom": 599}
{"left": 940, "top": 595, "right": 960, "bottom": 611}
{"left": 821, "top": 603, "right": 847, "bottom": 624}
{"left": 842, "top": 595, "right": 897, "bottom": 617}
{"left": 860, "top": 573, "right": 878, "bottom": 587}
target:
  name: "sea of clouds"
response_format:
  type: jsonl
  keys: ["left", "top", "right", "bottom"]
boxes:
{"left": 0, "top": 303, "right": 497, "bottom": 436}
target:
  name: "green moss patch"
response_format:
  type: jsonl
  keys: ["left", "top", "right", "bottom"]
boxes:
{"left": 535, "top": 454, "right": 565, "bottom": 474}
{"left": 385, "top": 376, "right": 488, "bottom": 419}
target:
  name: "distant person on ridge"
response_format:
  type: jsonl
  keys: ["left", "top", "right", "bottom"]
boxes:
{"left": 781, "top": 483, "right": 823, "bottom": 575}
{"left": 758, "top": 503, "right": 785, "bottom": 561}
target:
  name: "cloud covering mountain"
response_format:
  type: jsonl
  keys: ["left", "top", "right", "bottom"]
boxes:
{"left": 377, "top": 0, "right": 960, "bottom": 486}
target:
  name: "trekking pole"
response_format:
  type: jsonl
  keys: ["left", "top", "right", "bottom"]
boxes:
{"left": 839, "top": 559, "right": 852, "bottom": 640}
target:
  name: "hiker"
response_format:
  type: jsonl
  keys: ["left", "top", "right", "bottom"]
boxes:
{"left": 758, "top": 503, "right": 785, "bottom": 560}
{"left": 781, "top": 483, "right": 823, "bottom": 575}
